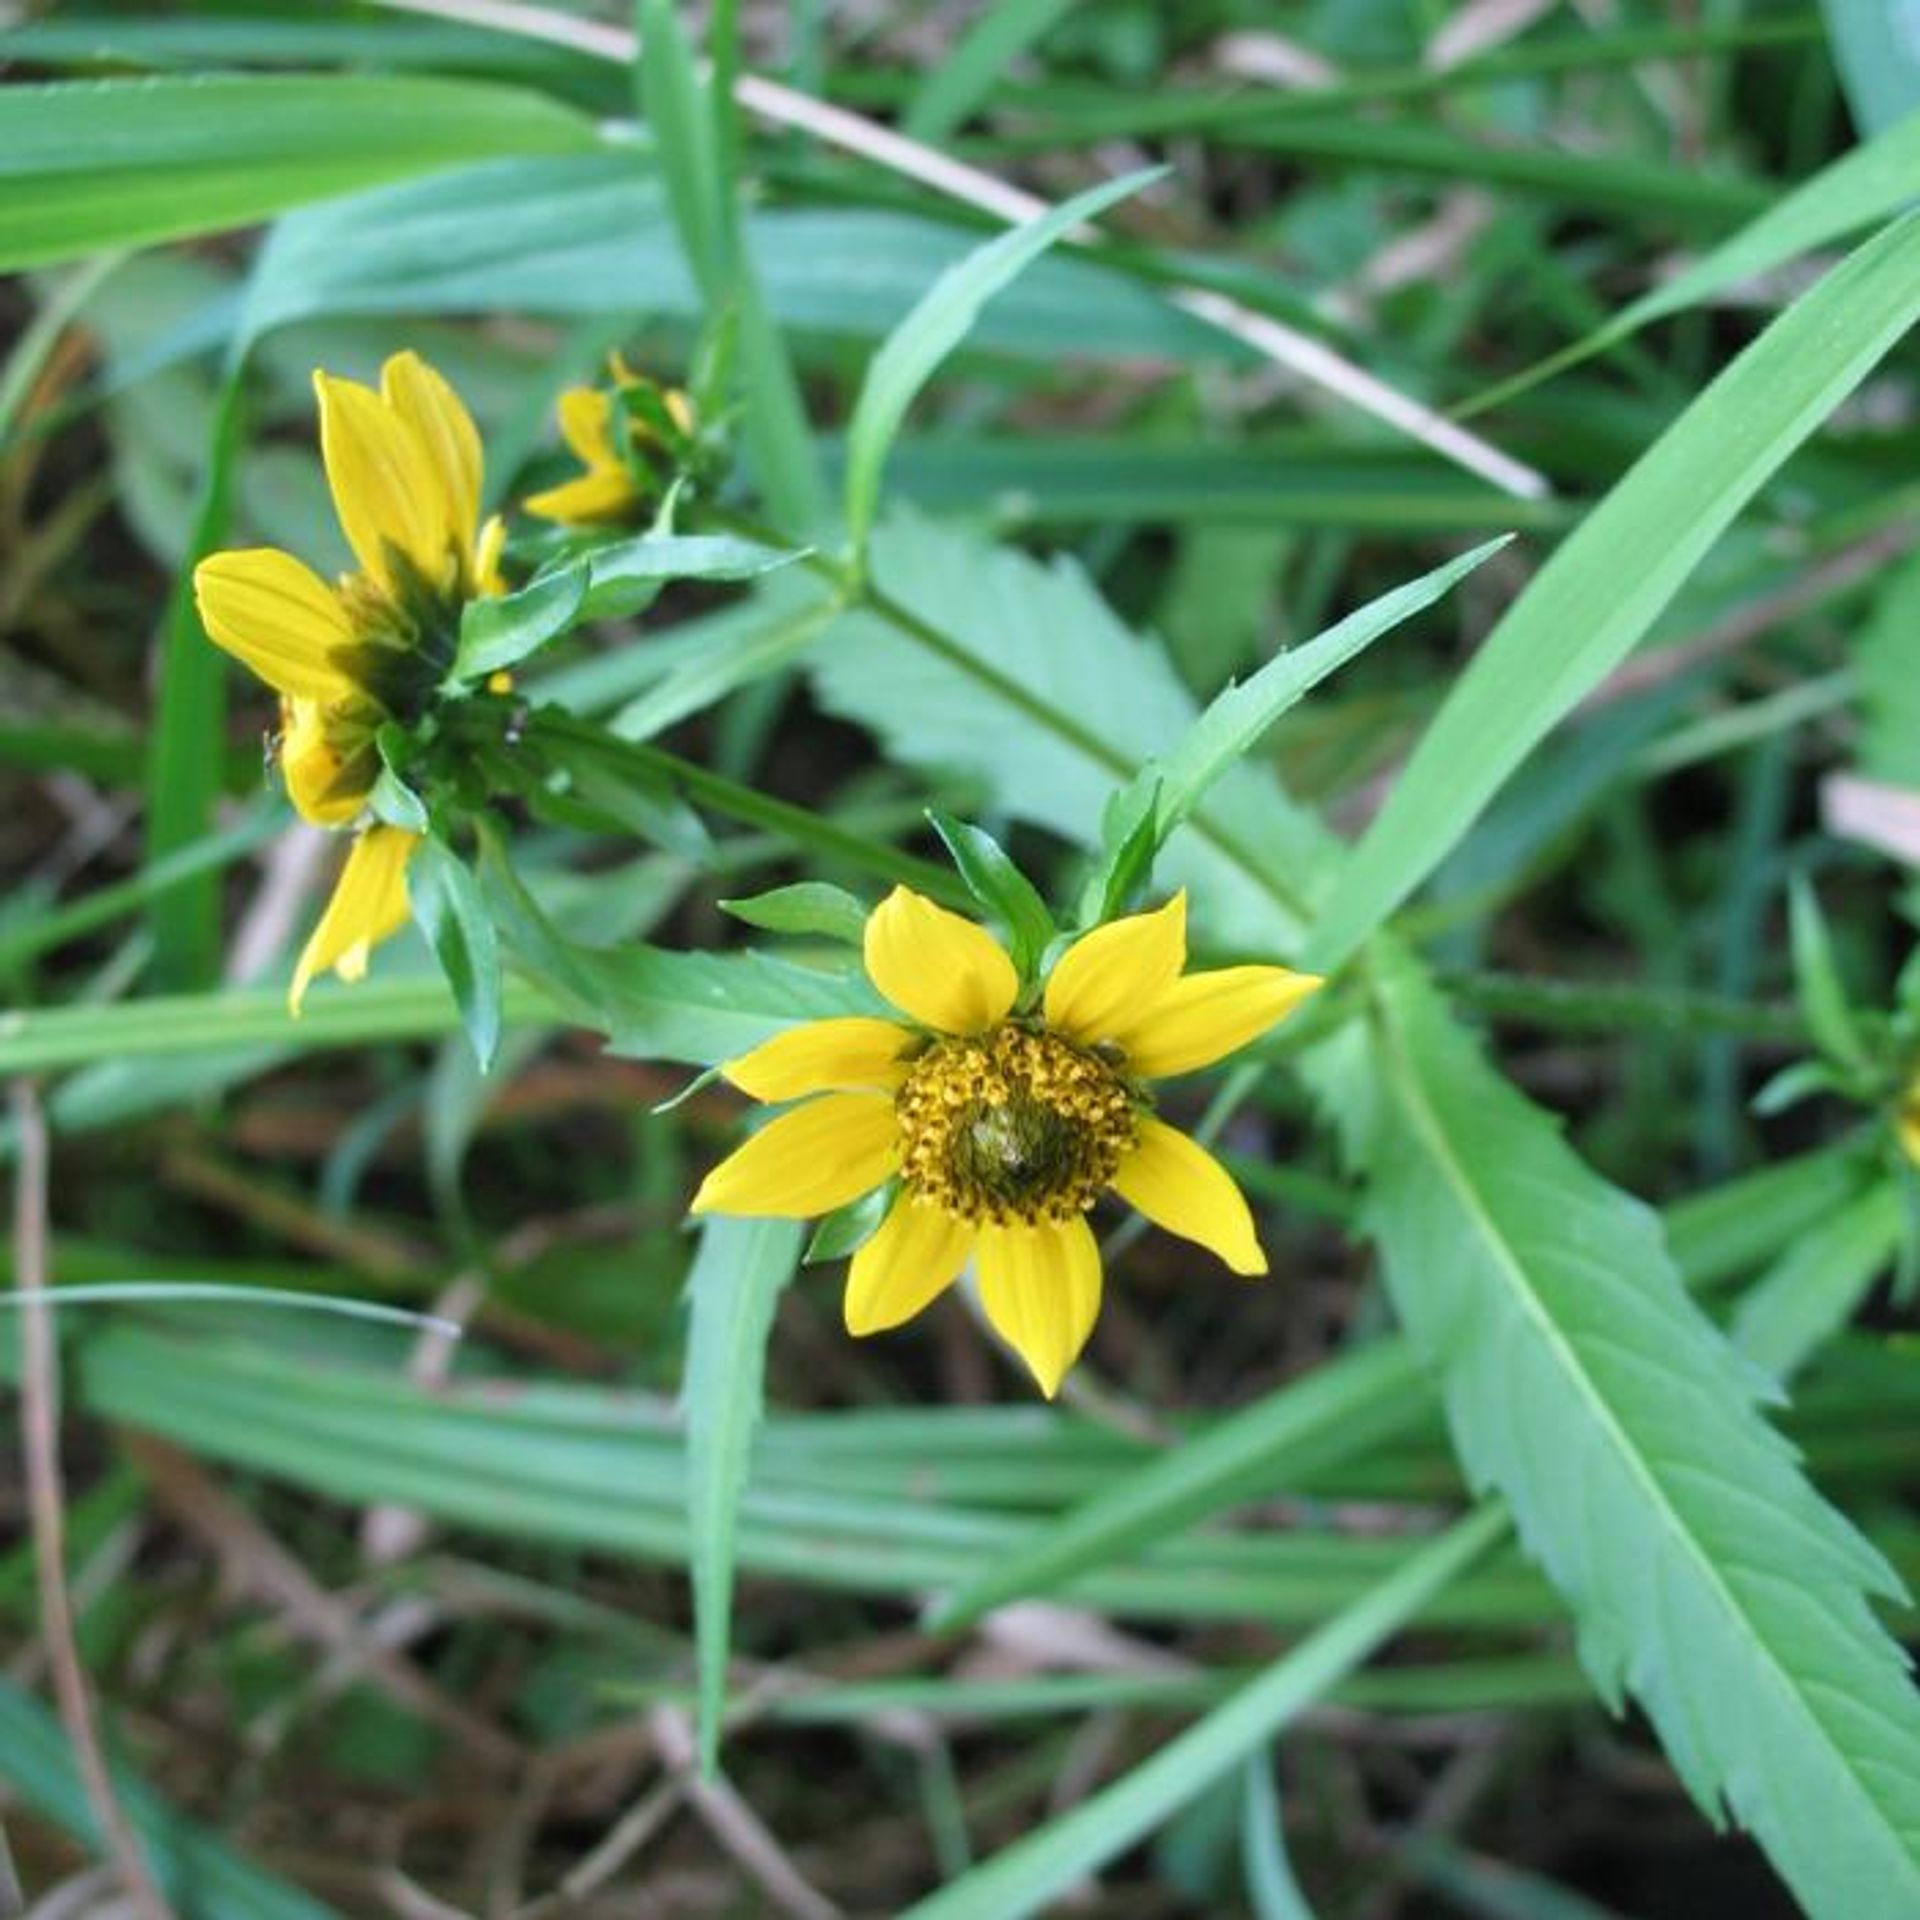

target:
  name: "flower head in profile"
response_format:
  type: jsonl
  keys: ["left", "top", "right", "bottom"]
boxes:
{"left": 691, "top": 887, "right": 1322, "bottom": 1395}
{"left": 192, "top": 351, "right": 505, "bottom": 1010}
{"left": 523, "top": 355, "right": 697, "bottom": 526}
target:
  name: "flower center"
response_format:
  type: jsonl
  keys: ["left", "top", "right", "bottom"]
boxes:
{"left": 895, "top": 1024, "right": 1137, "bottom": 1226}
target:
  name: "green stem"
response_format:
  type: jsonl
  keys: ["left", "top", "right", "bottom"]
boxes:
{"left": 1439, "top": 968, "right": 1811, "bottom": 1044}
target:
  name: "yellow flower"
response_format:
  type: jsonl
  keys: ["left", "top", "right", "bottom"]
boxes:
{"left": 191, "top": 350, "right": 505, "bottom": 1010}
{"left": 1898, "top": 1082, "right": 1920, "bottom": 1168}
{"left": 691, "top": 887, "right": 1322, "bottom": 1396}
{"left": 524, "top": 358, "right": 695, "bottom": 526}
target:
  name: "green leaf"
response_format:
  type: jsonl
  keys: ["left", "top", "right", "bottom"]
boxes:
{"left": 927, "top": 810, "right": 1056, "bottom": 980}
{"left": 682, "top": 1214, "right": 805, "bottom": 1776}
{"left": 842, "top": 168, "right": 1163, "bottom": 554}
{"left": 1789, "top": 877, "right": 1872, "bottom": 1075}
{"left": 900, "top": 1505, "right": 1509, "bottom": 1920}
{"left": 0, "top": 74, "right": 598, "bottom": 269}
{"left": 1131, "top": 535, "right": 1510, "bottom": 853}
{"left": 1307, "top": 211, "right": 1920, "bottom": 970}
{"left": 581, "top": 532, "right": 803, "bottom": 619}
{"left": 1819, "top": 0, "right": 1920, "bottom": 137}
{"left": 637, "top": 0, "right": 730, "bottom": 299}
{"left": 1732, "top": 1182, "right": 1904, "bottom": 1382}
{"left": 902, "top": 0, "right": 1082, "bottom": 142}
{"left": 454, "top": 567, "right": 587, "bottom": 684}
{"left": 1318, "top": 939, "right": 1920, "bottom": 1917}
{"left": 932, "top": 1339, "right": 1429, "bottom": 1629}
{"left": 805, "top": 1183, "right": 893, "bottom": 1264}
{"left": 409, "top": 840, "right": 504, "bottom": 1070}
{"left": 719, "top": 882, "right": 870, "bottom": 946}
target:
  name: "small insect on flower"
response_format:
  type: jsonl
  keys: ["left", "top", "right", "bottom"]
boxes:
{"left": 193, "top": 351, "right": 506, "bottom": 1011}
{"left": 523, "top": 354, "right": 697, "bottom": 527}
{"left": 691, "top": 887, "right": 1322, "bottom": 1396}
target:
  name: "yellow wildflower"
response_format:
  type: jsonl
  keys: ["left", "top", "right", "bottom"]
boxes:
{"left": 691, "top": 887, "right": 1322, "bottom": 1396}
{"left": 524, "top": 357, "right": 695, "bottom": 526}
{"left": 1898, "top": 1081, "right": 1920, "bottom": 1168}
{"left": 192, "top": 351, "right": 505, "bottom": 1011}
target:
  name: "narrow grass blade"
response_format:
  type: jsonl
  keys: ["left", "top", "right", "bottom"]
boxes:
{"left": 903, "top": 0, "right": 1081, "bottom": 143}
{"left": 0, "top": 74, "right": 598, "bottom": 269}
{"left": 682, "top": 1216, "right": 805, "bottom": 1775}
{"left": 1307, "top": 211, "right": 1920, "bottom": 970}
{"left": 843, "top": 168, "right": 1162, "bottom": 555}
{"left": 900, "top": 1505, "right": 1508, "bottom": 1920}
{"left": 933, "top": 1340, "right": 1428, "bottom": 1629}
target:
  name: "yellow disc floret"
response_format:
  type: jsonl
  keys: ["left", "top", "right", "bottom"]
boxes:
{"left": 896, "top": 1024, "right": 1137, "bottom": 1226}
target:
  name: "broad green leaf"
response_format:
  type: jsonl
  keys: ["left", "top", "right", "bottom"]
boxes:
{"left": 719, "top": 883, "right": 870, "bottom": 946}
{"left": 927, "top": 811, "right": 1056, "bottom": 980}
{"left": 842, "top": 168, "right": 1162, "bottom": 554}
{"left": 1318, "top": 940, "right": 1920, "bottom": 1918}
{"left": 581, "top": 532, "right": 803, "bottom": 619}
{"left": 932, "top": 1339, "right": 1428, "bottom": 1629}
{"left": 681, "top": 1214, "right": 805, "bottom": 1775}
{"left": 453, "top": 567, "right": 587, "bottom": 684}
{"left": 0, "top": 1677, "right": 341, "bottom": 1920}
{"left": 1131, "top": 536, "right": 1510, "bottom": 853}
{"left": 410, "top": 840, "right": 503, "bottom": 1070}
{"left": 0, "top": 74, "right": 599, "bottom": 269}
{"left": 1307, "top": 211, "right": 1920, "bottom": 970}
{"left": 811, "top": 516, "right": 1337, "bottom": 951}
{"left": 900, "top": 1506, "right": 1509, "bottom": 1920}
{"left": 1732, "top": 1182, "right": 1904, "bottom": 1382}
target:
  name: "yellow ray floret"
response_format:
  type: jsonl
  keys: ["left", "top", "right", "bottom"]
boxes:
{"left": 192, "top": 351, "right": 503, "bottom": 1008}
{"left": 290, "top": 825, "right": 420, "bottom": 1015}
{"left": 1898, "top": 1083, "right": 1920, "bottom": 1169}
{"left": 691, "top": 885, "right": 1322, "bottom": 1396}
{"left": 524, "top": 367, "right": 696, "bottom": 526}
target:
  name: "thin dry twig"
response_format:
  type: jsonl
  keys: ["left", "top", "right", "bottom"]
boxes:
{"left": 9, "top": 1083, "right": 174, "bottom": 1920}
{"left": 372, "top": 0, "right": 1549, "bottom": 500}
{"left": 647, "top": 1707, "right": 842, "bottom": 1920}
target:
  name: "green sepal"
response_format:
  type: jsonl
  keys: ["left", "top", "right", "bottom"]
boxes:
{"left": 720, "top": 882, "right": 869, "bottom": 946}
{"left": 927, "top": 810, "right": 1054, "bottom": 980}
{"left": 368, "top": 723, "right": 429, "bottom": 833}
{"left": 1752, "top": 1057, "right": 1850, "bottom": 1118}
{"left": 653, "top": 1062, "right": 725, "bottom": 1116}
{"left": 410, "top": 836, "right": 503, "bottom": 1071}
{"left": 806, "top": 1181, "right": 894, "bottom": 1266}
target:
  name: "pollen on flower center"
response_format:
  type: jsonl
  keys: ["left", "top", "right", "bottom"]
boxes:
{"left": 895, "top": 1024, "right": 1137, "bottom": 1226}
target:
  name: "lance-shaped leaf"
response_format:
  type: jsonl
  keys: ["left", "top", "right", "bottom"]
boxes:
{"left": 1315, "top": 939, "right": 1920, "bottom": 1919}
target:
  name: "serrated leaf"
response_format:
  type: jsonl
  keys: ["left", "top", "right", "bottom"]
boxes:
{"left": 843, "top": 167, "right": 1163, "bottom": 554}
{"left": 681, "top": 1214, "right": 805, "bottom": 1776}
{"left": 454, "top": 566, "right": 587, "bottom": 683}
{"left": 1308, "top": 211, "right": 1920, "bottom": 970}
{"left": 1314, "top": 938, "right": 1920, "bottom": 1919}
{"left": 719, "top": 882, "right": 870, "bottom": 946}
{"left": 410, "top": 839, "right": 502, "bottom": 1070}
{"left": 927, "top": 810, "right": 1055, "bottom": 979}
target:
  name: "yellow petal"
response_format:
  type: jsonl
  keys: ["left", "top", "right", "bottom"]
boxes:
{"left": 555, "top": 385, "right": 618, "bottom": 468}
{"left": 473, "top": 512, "right": 508, "bottom": 598}
{"left": 1109, "top": 1116, "right": 1265, "bottom": 1275}
{"left": 289, "top": 825, "right": 418, "bottom": 1015}
{"left": 1898, "top": 1097, "right": 1920, "bottom": 1169}
{"left": 522, "top": 467, "right": 643, "bottom": 526}
{"left": 844, "top": 1196, "right": 974, "bottom": 1335}
{"left": 193, "top": 549, "right": 356, "bottom": 701}
{"left": 690, "top": 1094, "right": 898, "bottom": 1219}
{"left": 724, "top": 1018, "right": 916, "bottom": 1102}
{"left": 279, "top": 697, "right": 378, "bottom": 827}
{"left": 1043, "top": 892, "right": 1188, "bottom": 1046}
{"left": 974, "top": 1215, "right": 1102, "bottom": 1398}
{"left": 863, "top": 887, "right": 1018, "bottom": 1035}
{"left": 380, "top": 350, "right": 482, "bottom": 567}
{"left": 314, "top": 368, "right": 450, "bottom": 597}
{"left": 1112, "top": 965, "right": 1323, "bottom": 1081}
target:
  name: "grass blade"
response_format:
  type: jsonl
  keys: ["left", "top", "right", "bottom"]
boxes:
{"left": 900, "top": 1505, "right": 1509, "bottom": 1920}
{"left": 1307, "top": 210, "right": 1920, "bottom": 970}
{"left": 682, "top": 1215, "right": 805, "bottom": 1776}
